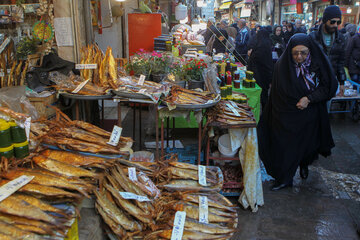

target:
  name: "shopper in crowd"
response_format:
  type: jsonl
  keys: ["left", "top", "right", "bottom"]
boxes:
{"left": 282, "top": 25, "right": 287, "bottom": 34}
{"left": 219, "top": 19, "right": 229, "bottom": 30}
{"left": 344, "top": 24, "right": 357, "bottom": 47}
{"left": 203, "top": 17, "right": 218, "bottom": 46}
{"left": 247, "top": 23, "right": 261, "bottom": 57}
{"left": 294, "top": 19, "right": 307, "bottom": 34}
{"left": 207, "top": 27, "right": 229, "bottom": 54}
{"left": 345, "top": 28, "right": 360, "bottom": 84}
{"left": 284, "top": 22, "right": 295, "bottom": 44}
{"left": 248, "top": 26, "right": 273, "bottom": 110}
{"left": 310, "top": 18, "right": 322, "bottom": 32}
{"left": 226, "top": 26, "right": 238, "bottom": 53}
{"left": 258, "top": 34, "right": 337, "bottom": 191}
{"left": 231, "top": 17, "right": 240, "bottom": 32}
{"left": 309, "top": 5, "right": 346, "bottom": 96}
{"left": 282, "top": 20, "right": 288, "bottom": 26}
{"left": 235, "top": 19, "right": 250, "bottom": 64}
{"left": 340, "top": 22, "right": 350, "bottom": 34}
{"left": 270, "top": 25, "right": 286, "bottom": 61}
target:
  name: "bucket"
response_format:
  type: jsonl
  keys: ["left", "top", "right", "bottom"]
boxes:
{"left": 218, "top": 134, "right": 239, "bottom": 158}
{"left": 187, "top": 79, "right": 204, "bottom": 90}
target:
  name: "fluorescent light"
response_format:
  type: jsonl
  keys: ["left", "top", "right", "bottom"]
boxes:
{"left": 355, "top": 1, "right": 360, "bottom": 6}
{"left": 346, "top": 7, "right": 352, "bottom": 14}
{"left": 116, "top": 0, "right": 125, "bottom": 2}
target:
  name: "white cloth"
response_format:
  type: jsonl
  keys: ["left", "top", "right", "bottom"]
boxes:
{"left": 229, "top": 128, "right": 264, "bottom": 212}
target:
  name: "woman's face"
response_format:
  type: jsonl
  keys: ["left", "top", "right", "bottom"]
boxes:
{"left": 275, "top": 27, "right": 282, "bottom": 36}
{"left": 291, "top": 45, "right": 310, "bottom": 64}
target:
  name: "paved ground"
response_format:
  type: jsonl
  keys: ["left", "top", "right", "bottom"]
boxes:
{"left": 79, "top": 108, "right": 360, "bottom": 240}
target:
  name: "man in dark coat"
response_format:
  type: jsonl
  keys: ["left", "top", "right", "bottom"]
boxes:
{"left": 294, "top": 19, "right": 307, "bottom": 34}
{"left": 203, "top": 17, "right": 218, "bottom": 46}
{"left": 309, "top": 5, "right": 346, "bottom": 96}
{"left": 234, "top": 19, "right": 250, "bottom": 64}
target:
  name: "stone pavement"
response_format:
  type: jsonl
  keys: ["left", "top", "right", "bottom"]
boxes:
{"left": 231, "top": 115, "right": 360, "bottom": 240}
{"left": 78, "top": 109, "right": 360, "bottom": 240}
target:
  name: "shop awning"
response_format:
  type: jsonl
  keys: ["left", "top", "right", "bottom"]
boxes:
{"left": 235, "top": 2, "right": 244, "bottom": 8}
{"left": 219, "top": 2, "right": 232, "bottom": 10}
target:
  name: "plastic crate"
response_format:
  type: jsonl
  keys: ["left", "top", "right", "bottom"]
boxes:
{"left": 165, "top": 145, "right": 204, "bottom": 165}
{"left": 220, "top": 191, "right": 241, "bottom": 197}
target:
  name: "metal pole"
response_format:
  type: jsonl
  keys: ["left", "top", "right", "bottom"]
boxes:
{"left": 155, "top": 106, "right": 159, "bottom": 160}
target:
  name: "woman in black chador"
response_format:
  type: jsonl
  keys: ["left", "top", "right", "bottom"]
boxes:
{"left": 257, "top": 34, "right": 338, "bottom": 191}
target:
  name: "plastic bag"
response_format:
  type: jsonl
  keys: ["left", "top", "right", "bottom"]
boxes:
{"left": 0, "top": 86, "right": 39, "bottom": 121}
{"left": 204, "top": 63, "right": 220, "bottom": 95}
{"left": 130, "top": 151, "right": 155, "bottom": 162}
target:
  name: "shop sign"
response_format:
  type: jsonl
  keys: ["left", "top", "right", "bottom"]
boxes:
{"left": 240, "top": 6, "right": 251, "bottom": 17}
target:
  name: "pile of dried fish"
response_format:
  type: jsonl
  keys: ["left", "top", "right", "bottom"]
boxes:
{"left": 51, "top": 72, "right": 109, "bottom": 95}
{"left": 163, "top": 85, "right": 218, "bottom": 105}
{"left": 207, "top": 100, "right": 256, "bottom": 125}
{"left": 146, "top": 192, "right": 238, "bottom": 240}
{"left": 95, "top": 163, "right": 160, "bottom": 239}
{"left": 95, "top": 162, "right": 237, "bottom": 240}
{"left": 114, "top": 76, "right": 169, "bottom": 101}
{"left": 0, "top": 39, "right": 29, "bottom": 88}
{"left": 155, "top": 161, "right": 224, "bottom": 192}
{"left": 80, "top": 44, "right": 121, "bottom": 89}
{"left": 0, "top": 192, "right": 74, "bottom": 238}
{"left": 30, "top": 108, "right": 132, "bottom": 155}
{"left": 1, "top": 167, "right": 92, "bottom": 199}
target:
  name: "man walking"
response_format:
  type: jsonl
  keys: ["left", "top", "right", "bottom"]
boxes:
{"left": 235, "top": 19, "right": 249, "bottom": 64}
{"left": 203, "top": 17, "right": 218, "bottom": 46}
{"left": 309, "top": 5, "right": 346, "bottom": 95}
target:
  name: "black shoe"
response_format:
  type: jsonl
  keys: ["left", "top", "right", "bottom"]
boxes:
{"left": 271, "top": 181, "right": 293, "bottom": 191}
{"left": 300, "top": 165, "right": 308, "bottom": 179}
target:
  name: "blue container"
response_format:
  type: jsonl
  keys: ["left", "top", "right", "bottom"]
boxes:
{"left": 165, "top": 144, "right": 204, "bottom": 165}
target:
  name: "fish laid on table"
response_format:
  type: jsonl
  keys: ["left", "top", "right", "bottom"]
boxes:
{"left": 172, "top": 202, "right": 233, "bottom": 223}
{"left": 0, "top": 213, "right": 59, "bottom": 236}
{"left": 33, "top": 155, "right": 99, "bottom": 179}
{"left": 0, "top": 179, "right": 82, "bottom": 200}
{"left": 41, "top": 136, "right": 121, "bottom": 155}
{"left": 0, "top": 220, "right": 41, "bottom": 240}
{"left": 40, "top": 149, "right": 114, "bottom": 169}
{"left": 0, "top": 195, "right": 61, "bottom": 225}
{"left": 145, "top": 229, "right": 230, "bottom": 240}
{"left": 13, "top": 193, "right": 71, "bottom": 218}
{"left": 94, "top": 190, "right": 142, "bottom": 232}
{"left": 164, "top": 85, "right": 217, "bottom": 105}
{"left": 1, "top": 168, "right": 92, "bottom": 198}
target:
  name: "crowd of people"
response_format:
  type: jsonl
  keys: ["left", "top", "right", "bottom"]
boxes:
{"left": 202, "top": 6, "right": 360, "bottom": 99}
{"left": 202, "top": 5, "right": 360, "bottom": 192}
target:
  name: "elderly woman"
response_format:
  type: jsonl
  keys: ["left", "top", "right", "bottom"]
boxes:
{"left": 258, "top": 34, "right": 338, "bottom": 191}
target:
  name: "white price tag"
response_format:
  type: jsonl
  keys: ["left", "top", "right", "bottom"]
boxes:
{"left": 24, "top": 117, "right": 31, "bottom": 141}
{"left": 0, "top": 175, "right": 34, "bottom": 203}
{"left": 226, "top": 103, "right": 240, "bottom": 117}
{"left": 171, "top": 211, "right": 186, "bottom": 240}
{"left": 72, "top": 79, "right": 90, "bottom": 94}
{"left": 119, "top": 192, "right": 150, "bottom": 202}
{"left": 128, "top": 167, "right": 137, "bottom": 181}
{"left": 138, "top": 75, "right": 145, "bottom": 85}
{"left": 138, "top": 89, "right": 146, "bottom": 94}
{"left": 199, "top": 196, "right": 209, "bottom": 224}
{"left": 75, "top": 64, "right": 97, "bottom": 69}
{"left": 7, "top": 69, "right": 11, "bottom": 74}
{"left": 0, "top": 72, "right": 4, "bottom": 77}
{"left": 107, "top": 125, "right": 122, "bottom": 146}
{"left": 198, "top": 165, "right": 207, "bottom": 186}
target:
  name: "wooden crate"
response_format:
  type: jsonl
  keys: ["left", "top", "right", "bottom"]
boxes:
{"left": 28, "top": 93, "right": 58, "bottom": 119}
